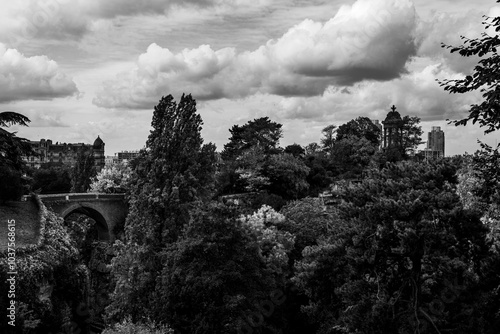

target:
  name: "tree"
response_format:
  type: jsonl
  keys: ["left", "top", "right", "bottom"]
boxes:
{"left": 0, "top": 111, "right": 34, "bottom": 202}
{"left": 265, "top": 153, "right": 310, "bottom": 200}
{"left": 89, "top": 162, "right": 132, "bottom": 193}
{"left": 152, "top": 203, "right": 293, "bottom": 334}
{"left": 336, "top": 117, "right": 381, "bottom": 146}
{"left": 279, "top": 197, "right": 329, "bottom": 263}
{"left": 294, "top": 160, "right": 492, "bottom": 333}
{"left": 284, "top": 143, "right": 305, "bottom": 157}
{"left": 32, "top": 166, "right": 72, "bottom": 194}
{"left": 107, "top": 94, "right": 217, "bottom": 324}
{"left": 0, "top": 111, "right": 33, "bottom": 170}
{"left": 320, "top": 125, "right": 337, "bottom": 154}
{"left": 71, "top": 151, "right": 96, "bottom": 192}
{"left": 401, "top": 115, "right": 424, "bottom": 157}
{"left": 0, "top": 165, "right": 23, "bottom": 203}
{"left": 439, "top": 2, "right": 500, "bottom": 133}
{"left": 221, "top": 117, "right": 283, "bottom": 160}
{"left": 331, "top": 135, "right": 378, "bottom": 178}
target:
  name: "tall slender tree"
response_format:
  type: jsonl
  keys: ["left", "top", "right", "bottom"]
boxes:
{"left": 107, "top": 94, "right": 217, "bottom": 323}
{"left": 71, "top": 151, "right": 96, "bottom": 192}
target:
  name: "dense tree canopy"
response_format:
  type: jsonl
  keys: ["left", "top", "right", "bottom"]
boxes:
{"left": 31, "top": 166, "right": 72, "bottom": 194}
{"left": 221, "top": 117, "right": 283, "bottom": 160}
{"left": 294, "top": 160, "right": 493, "bottom": 333}
{"left": 89, "top": 162, "right": 132, "bottom": 193}
{"left": 336, "top": 116, "right": 381, "bottom": 146}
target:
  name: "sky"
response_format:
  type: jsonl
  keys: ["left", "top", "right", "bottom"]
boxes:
{"left": 2, "top": 0, "right": 500, "bottom": 156}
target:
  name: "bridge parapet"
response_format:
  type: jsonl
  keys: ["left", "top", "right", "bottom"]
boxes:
{"left": 35, "top": 193, "right": 126, "bottom": 202}
{"left": 29, "top": 193, "right": 128, "bottom": 242}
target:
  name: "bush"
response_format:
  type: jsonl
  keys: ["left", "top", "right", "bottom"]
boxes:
{"left": 0, "top": 165, "right": 23, "bottom": 202}
{"left": 102, "top": 317, "right": 174, "bottom": 334}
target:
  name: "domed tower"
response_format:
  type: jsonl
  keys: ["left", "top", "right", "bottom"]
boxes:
{"left": 382, "top": 105, "right": 403, "bottom": 150}
{"left": 92, "top": 135, "right": 105, "bottom": 172}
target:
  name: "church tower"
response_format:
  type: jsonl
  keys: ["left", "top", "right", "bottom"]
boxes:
{"left": 382, "top": 105, "right": 404, "bottom": 161}
{"left": 383, "top": 105, "right": 403, "bottom": 149}
{"left": 92, "top": 135, "right": 105, "bottom": 171}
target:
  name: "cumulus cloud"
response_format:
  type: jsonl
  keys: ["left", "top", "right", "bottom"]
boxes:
{"left": 0, "top": 44, "right": 79, "bottom": 102}
{"left": 415, "top": 9, "right": 488, "bottom": 74}
{"left": 273, "top": 59, "right": 480, "bottom": 124}
{"left": 94, "top": 0, "right": 419, "bottom": 109}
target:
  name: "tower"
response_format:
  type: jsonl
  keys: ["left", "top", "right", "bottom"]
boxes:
{"left": 382, "top": 105, "right": 403, "bottom": 149}
{"left": 427, "top": 126, "right": 445, "bottom": 158}
{"left": 92, "top": 135, "right": 105, "bottom": 171}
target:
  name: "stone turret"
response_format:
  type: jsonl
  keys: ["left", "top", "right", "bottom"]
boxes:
{"left": 92, "top": 136, "right": 105, "bottom": 172}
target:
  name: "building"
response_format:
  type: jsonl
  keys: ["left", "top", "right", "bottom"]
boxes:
{"left": 24, "top": 136, "right": 105, "bottom": 171}
{"left": 115, "top": 150, "right": 141, "bottom": 164}
{"left": 422, "top": 126, "right": 445, "bottom": 159}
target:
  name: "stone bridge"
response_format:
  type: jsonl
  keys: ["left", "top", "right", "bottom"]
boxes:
{"left": 37, "top": 193, "right": 128, "bottom": 242}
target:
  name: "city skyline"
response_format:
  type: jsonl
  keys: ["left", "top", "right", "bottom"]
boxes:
{"left": 2, "top": 0, "right": 500, "bottom": 156}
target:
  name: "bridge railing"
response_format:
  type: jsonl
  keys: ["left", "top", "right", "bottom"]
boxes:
{"left": 22, "top": 193, "right": 126, "bottom": 201}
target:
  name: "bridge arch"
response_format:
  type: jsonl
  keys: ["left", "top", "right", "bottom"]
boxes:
{"left": 61, "top": 203, "right": 110, "bottom": 241}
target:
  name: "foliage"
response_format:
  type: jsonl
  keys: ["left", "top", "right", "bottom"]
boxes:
{"left": 331, "top": 135, "right": 378, "bottom": 178}
{"left": 294, "top": 160, "right": 492, "bottom": 333}
{"left": 279, "top": 197, "right": 329, "bottom": 262}
{"left": 107, "top": 94, "right": 217, "bottom": 324}
{"left": 0, "top": 111, "right": 34, "bottom": 171}
{"left": 0, "top": 111, "right": 34, "bottom": 201}
{"left": 439, "top": 2, "right": 500, "bottom": 133}
{"left": 0, "top": 196, "right": 86, "bottom": 333}
{"left": 221, "top": 116, "right": 283, "bottom": 160}
{"left": 102, "top": 317, "right": 174, "bottom": 334}
{"left": 303, "top": 150, "right": 333, "bottom": 197}
{"left": 0, "top": 165, "right": 23, "bottom": 202}
{"left": 240, "top": 205, "right": 295, "bottom": 276}
{"left": 89, "top": 162, "right": 132, "bottom": 193}
{"left": 304, "top": 142, "right": 321, "bottom": 155}
{"left": 71, "top": 151, "right": 96, "bottom": 193}
{"left": 457, "top": 146, "right": 500, "bottom": 251}
{"left": 265, "top": 153, "right": 310, "bottom": 200}
{"left": 31, "top": 166, "right": 72, "bottom": 194}
{"left": 336, "top": 116, "right": 381, "bottom": 146}
{"left": 320, "top": 125, "right": 337, "bottom": 154}
{"left": 153, "top": 203, "right": 287, "bottom": 334}
{"left": 234, "top": 146, "right": 270, "bottom": 192}
{"left": 284, "top": 143, "right": 305, "bottom": 157}
{"left": 401, "top": 115, "right": 424, "bottom": 157}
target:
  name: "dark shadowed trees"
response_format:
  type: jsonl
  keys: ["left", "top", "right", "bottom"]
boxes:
{"left": 0, "top": 111, "right": 34, "bottom": 201}
{"left": 71, "top": 151, "right": 96, "bottom": 192}
{"left": 294, "top": 160, "right": 492, "bottom": 333}
{"left": 336, "top": 116, "right": 381, "bottom": 146}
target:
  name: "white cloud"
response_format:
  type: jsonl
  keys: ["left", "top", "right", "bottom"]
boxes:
{"left": 0, "top": 44, "right": 79, "bottom": 102}
{"left": 94, "top": 0, "right": 419, "bottom": 109}
{"left": 272, "top": 59, "right": 480, "bottom": 124}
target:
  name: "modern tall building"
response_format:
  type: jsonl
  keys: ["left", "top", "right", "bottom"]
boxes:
{"left": 424, "top": 126, "right": 445, "bottom": 158}
{"left": 24, "top": 136, "right": 105, "bottom": 171}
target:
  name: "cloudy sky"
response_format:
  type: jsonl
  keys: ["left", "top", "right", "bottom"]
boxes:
{"left": 3, "top": 0, "right": 500, "bottom": 156}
